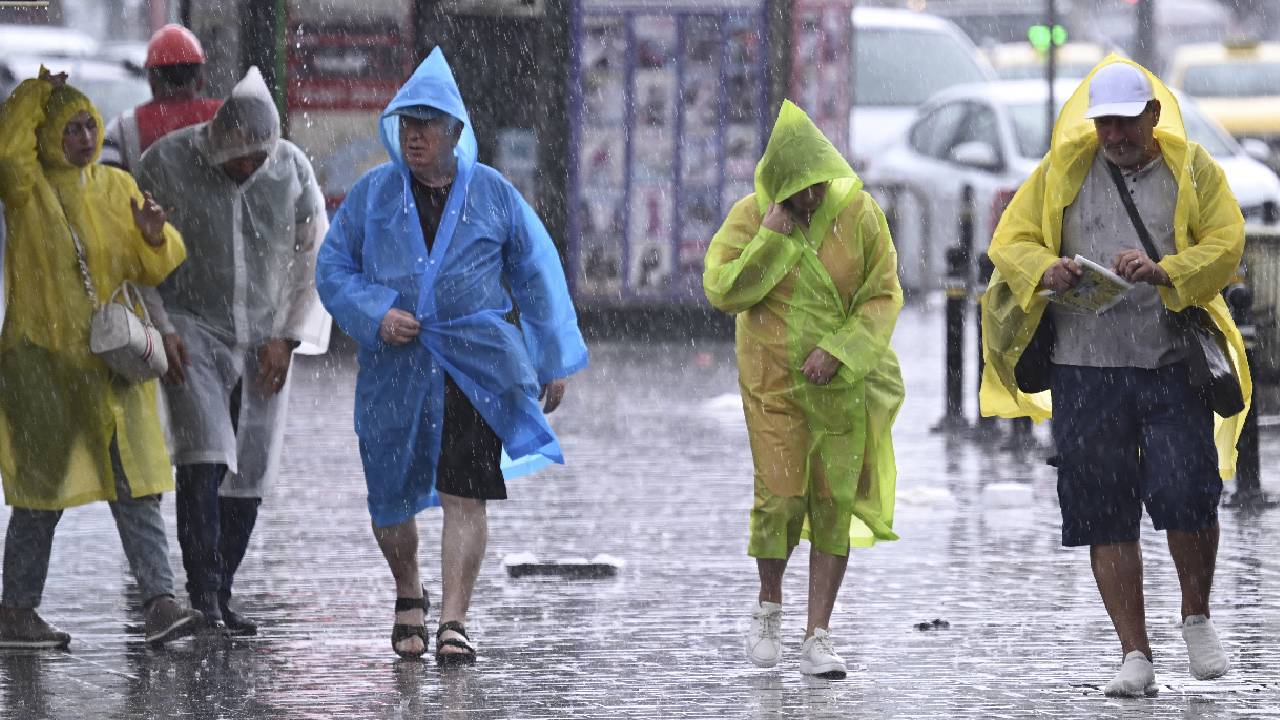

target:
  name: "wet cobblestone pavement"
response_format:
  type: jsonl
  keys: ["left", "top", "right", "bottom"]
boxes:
{"left": 1, "top": 304, "right": 1278, "bottom": 719}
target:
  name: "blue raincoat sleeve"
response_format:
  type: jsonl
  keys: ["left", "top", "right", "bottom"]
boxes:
{"left": 316, "top": 180, "right": 399, "bottom": 350}
{"left": 502, "top": 186, "right": 589, "bottom": 385}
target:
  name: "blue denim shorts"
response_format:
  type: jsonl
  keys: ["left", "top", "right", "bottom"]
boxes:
{"left": 1050, "top": 363, "right": 1222, "bottom": 547}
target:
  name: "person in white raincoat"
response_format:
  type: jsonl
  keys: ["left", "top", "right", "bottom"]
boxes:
{"left": 135, "top": 67, "right": 330, "bottom": 634}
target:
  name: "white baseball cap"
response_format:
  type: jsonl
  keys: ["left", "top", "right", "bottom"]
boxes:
{"left": 1084, "top": 63, "right": 1154, "bottom": 119}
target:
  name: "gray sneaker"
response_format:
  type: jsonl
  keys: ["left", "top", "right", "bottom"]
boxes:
{"left": 144, "top": 595, "right": 203, "bottom": 645}
{"left": 0, "top": 609, "right": 71, "bottom": 649}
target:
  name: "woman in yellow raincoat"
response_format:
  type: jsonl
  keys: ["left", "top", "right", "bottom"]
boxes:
{"left": 980, "top": 59, "right": 1247, "bottom": 695}
{"left": 704, "top": 101, "right": 903, "bottom": 679}
{"left": 0, "top": 69, "right": 203, "bottom": 648}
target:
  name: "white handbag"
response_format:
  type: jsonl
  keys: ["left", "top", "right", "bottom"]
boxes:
{"left": 89, "top": 282, "right": 168, "bottom": 382}
{"left": 67, "top": 218, "right": 168, "bottom": 383}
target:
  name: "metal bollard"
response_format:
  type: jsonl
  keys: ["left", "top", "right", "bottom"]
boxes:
{"left": 1223, "top": 282, "right": 1273, "bottom": 508}
{"left": 972, "top": 253, "right": 999, "bottom": 441}
{"left": 933, "top": 186, "right": 974, "bottom": 433}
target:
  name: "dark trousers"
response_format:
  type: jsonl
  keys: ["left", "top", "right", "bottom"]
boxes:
{"left": 175, "top": 464, "right": 260, "bottom": 606}
{"left": 174, "top": 380, "right": 259, "bottom": 608}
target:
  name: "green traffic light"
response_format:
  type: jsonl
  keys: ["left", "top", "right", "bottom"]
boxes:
{"left": 1027, "top": 24, "right": 1068, "bottom": 52}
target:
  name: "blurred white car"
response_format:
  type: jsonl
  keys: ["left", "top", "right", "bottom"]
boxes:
{"left": 0, "top": 23, "right": 98, "bottom": 59}
{"left": 862, "top": 80, "right": 1280, "bottom": 294}
{"left": 0, "top": 54, "right": 150, "bottom": 128}
{"left": 848, "top": 7, "right": 995, "bottom": 169}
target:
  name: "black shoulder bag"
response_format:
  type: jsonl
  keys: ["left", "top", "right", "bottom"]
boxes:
{"left": 1104, "top": 160, "right": 1245, "bottom": 418}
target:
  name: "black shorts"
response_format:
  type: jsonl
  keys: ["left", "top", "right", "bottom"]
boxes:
{"left": 435, "top": 375, "right": 507, "bottom": 501}
{"left": 1051, "top": 363, "right": 1221, "bottom": 547}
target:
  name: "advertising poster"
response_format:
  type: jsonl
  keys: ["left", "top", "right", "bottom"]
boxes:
{"left": 723, "top": 182, "right": 754, "bottom": 217}
{"left": 577, "top": 190, "right": 626, "bottom": 297}
{"left": 724, "top": 123, "right": 759, "bottom": 182}
{"left": 631, "top": 16, "right": 678, "bottom": 188}
{"left": 790, "top": 0, "right": 854, "bottom": 153}
{"left": 582, "top": 17, "right": 626, "bottom": 125}
{"left": 723, "top": 16, "right": 764, "bottom": 126}
{"left": 627, "top": 183, "right": 674, "bottom": 295}
{"left": 577, "top": 15, "right": 628, "bottom": 297}
{"left": 580, "top": 127, "right": 626, "bottom": 186}
{"left": 570, "top": 4, "right": 768, "bottom": 305}
{"left": 678, "top": 189, "right": 721, "bottom": 273}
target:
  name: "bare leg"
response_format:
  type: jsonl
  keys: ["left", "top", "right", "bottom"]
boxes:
{"left": 807, "top": 549, "right": 849, "bottom": 637}
{"left": 439, "top": 491, "right": 487, "bottom": 655}
{"left": 1167, "top": 522, "right": 1219, "bottom": 619}
{"left": 757, "top": 553, "right": 790, "bottom": 605}
{"left": 372, "top": 517, "right": 423, "bottom": 655}
{"left": 1091, "top": 541, "right": 1151, "bottom": 658}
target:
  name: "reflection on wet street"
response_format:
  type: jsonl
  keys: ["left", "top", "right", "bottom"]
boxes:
{"left": 1, "top": 305, "right": 1277, "bottom": 718}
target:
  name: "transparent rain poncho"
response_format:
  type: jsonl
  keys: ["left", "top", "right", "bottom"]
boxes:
{"left": 136, "top": 66, "right": 331, "bottom": 353}
{"left": 0, "top": 77, "right": 186, "bottom": 509}
{"left": 980, "top": 56, "right": 1251, "bottom": 478}
{"left": 134, "top": 66, "right": 331, "bottom": 496}
{"left": 703, "top": 101, "right": 904, "bottom": 550}
{"left": 316, "top": 49, "right": 588, "bottom": 527}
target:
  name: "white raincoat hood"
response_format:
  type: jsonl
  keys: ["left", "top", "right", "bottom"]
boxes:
{"left": 204, "top": 66, "right": 280, "bottom": 165}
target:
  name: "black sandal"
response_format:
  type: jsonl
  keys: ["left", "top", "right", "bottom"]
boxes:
{"left": 435, "top": 621, "right": 476, "bottom": 666}
{"left": 390, "top": 589, "right": 429, "bottom": 660}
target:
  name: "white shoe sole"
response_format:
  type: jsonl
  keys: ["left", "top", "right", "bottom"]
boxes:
{"left": 1191, "top": 663, "right": 1230, "bottom": 681}
{"left": 745, "top": 638, "right": 780, "bottom": 668}
{"left": 1104, "top": 682, "right": 1159, "bottom": 698}
{"left": 145, "top": 614, "right": 200, "bottom": 645}
{"left": 799, "top": 660, "right": 847, "bottom": 679}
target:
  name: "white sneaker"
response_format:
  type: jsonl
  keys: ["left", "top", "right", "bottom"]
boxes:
{"left": 1103, "top": 650, "right": 1158, "bottom": 698}
{"left": 798, "top": 628, "right": 847, "bottom": 679}
{"left": 745, "top": 601, "right": 782, "bottom": 668}
{"left": 1183, "top": 615, "right": 1230, "bottom": 680}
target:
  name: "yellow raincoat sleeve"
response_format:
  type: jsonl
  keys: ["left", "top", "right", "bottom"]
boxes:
{"left": 0, "top": 78, "right": 53, "bottom": 209}
{"left": 987, "top": 159, "right": 1061, "bottom": 310}
{"left": 703, "top": 199, "right": 805, "bottom": 314}
{"left": 817, "top": 198, "right": 904, "bottom": 384}
{"left": 117, "top": 171, "right": 185, "bottom": 285}
{"left": 1157, "top": 144, "right": 1245, "bottom": 310}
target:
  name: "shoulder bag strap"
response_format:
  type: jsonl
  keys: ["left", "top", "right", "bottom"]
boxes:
{"left": 1104, "top": 159, "right": 1163, "bottom": 262}
{"left": 55, "top": 190, "right": 100, "bottom": 307}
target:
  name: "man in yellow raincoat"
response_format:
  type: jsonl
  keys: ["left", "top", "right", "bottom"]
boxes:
{"left": 980, "top": 60, "right": 1247, "bottom": 696}
{"left": 0, "top": 69, "right": 203, "bottom": 648}
{"left": 704, "top": 101, "right": 903, "bottom": 679}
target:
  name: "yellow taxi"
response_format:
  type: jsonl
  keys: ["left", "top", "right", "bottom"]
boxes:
{"left": 1166, "top": 41, "right": 1280, "bottom": 166}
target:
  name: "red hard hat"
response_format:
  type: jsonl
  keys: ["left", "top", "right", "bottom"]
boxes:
{"left": 145, "top": 24, "right": 205, "bottom": 67}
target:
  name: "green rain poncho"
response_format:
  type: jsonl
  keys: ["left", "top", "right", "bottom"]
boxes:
{"left": 704, "top": 101, "right": 904, "bottom": 553}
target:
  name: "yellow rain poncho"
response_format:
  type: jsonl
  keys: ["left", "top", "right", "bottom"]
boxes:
{"left": 980, "top": 57, "right": 1250, "bottom": 478}
{"left": 0, "top": 77, "right": 186, "bottom": 510}
{"left": 704, "top": 101, "right": 904, "bottom": 556}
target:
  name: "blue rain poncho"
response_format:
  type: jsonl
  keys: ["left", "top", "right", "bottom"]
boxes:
{"left": 316, "top": 49, "right": 589, "bottom": 527}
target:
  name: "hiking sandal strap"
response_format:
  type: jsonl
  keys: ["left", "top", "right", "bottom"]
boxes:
{"left": 436, "top": 621, "right": 469, "bottom": 640}
{"left": 394, "top": 586, "right": 430, "bottom": 613}
{"left": 394, "top": 596, "right": 427, "bottom": 612}
{"left": 392, "top": 624, "right": 427, "bottom": 643}
{"left": 436, "top": 621, "right": 473, "bottom": 651}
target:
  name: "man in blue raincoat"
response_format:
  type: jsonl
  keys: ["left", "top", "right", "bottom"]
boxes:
{"left": 316, "top": 49, "right": 588, "bottom": 664}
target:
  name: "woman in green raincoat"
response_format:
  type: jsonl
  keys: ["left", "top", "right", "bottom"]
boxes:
{"left": 703, "top": 101, "right": 904, "bottom": 679}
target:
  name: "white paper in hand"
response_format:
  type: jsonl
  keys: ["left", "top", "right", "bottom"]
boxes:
{"left": 1038, "top": 254, "right": 1134, "bottom": 314}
